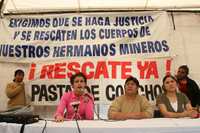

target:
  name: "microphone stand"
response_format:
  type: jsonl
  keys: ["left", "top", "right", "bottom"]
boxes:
{"left": 94, "top": 104, "right": 112, "bottom": 121}
{"left": 72, "top": 105, "right": 81, "bottom": 133}
{"left": 75, "top": 117, "right": 81, "bottom": 133}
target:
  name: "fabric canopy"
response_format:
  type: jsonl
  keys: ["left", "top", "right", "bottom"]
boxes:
{"left": 1, "top": 0, "right": 200, "bottom": 14}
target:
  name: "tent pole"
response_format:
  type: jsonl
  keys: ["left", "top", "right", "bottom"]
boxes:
{"left": 0, "top": 0, "right": 5, "bottom": 18}
{"left": 170, "top": 12, "right": 176, "bottom": 30}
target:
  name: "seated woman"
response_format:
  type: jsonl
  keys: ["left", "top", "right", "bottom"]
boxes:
{"left": 156, "top": 75, "right": 198, "bottom": 118}
{"left": 54, "top": 72, "right": 94, "bottom": 122}
{"left": 108, "top": 76, "right": 153, "bottom": 120}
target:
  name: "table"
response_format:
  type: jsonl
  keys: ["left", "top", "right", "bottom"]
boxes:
{"left": 0, "top": 118, "right": 200, "bottom": 133}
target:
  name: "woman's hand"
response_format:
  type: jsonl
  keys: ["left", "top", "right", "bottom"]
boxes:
{"left": 55, "top": 115, "right": 64, "bottom": 122}
{"left": 188, "top": 109, "right": 198, "bottom": 118}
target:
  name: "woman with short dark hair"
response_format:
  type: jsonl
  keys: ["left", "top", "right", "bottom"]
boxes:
{"left": 54, "top": 72, "right": 94, "bottom": 122}
{"left": 108, "top": 76, "right": 153, "bottom": 120}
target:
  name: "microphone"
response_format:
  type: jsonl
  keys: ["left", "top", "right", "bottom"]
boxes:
{"left": 80, "top": 87, "right": 86, "bottom": 94}
{"left": 70, "top": 101, "right": 80, "bottom": 112}
{"left": 80, "top": 87, "right": 91, "bottom": 98}
{"left": 81, "top": 87, "right": 94, "bottom": 102}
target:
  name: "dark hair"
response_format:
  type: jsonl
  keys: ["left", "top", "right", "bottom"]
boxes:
{"left": 14, "top": 69, "right": 24, "bottom": 77}
{"left": 125, "top": 76, "right": 139, "bottom": 87}
{"left": 13, "top": 69, "right": 24, "bottom": 82}
{"left": 179, "top": 65, "right": 189, "bottom": 75}
{"left": 162, "top": 74, "right": 177, "bottom": 92}
{"left": 70, "top": 72, "right": 87, "bottom": 85}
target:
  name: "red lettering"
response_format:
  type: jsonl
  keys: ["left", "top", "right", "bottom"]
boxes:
{"left": 54, "top": 63, "right": 66, "bottom": 79}
{"left": 108, "top": 61, "right": 120, "bottom": 78}
{"left": 137, "top": 61, "right": 158, "bottom": 79}
{"left": 146, "top": 61, "right": 158, "bottom": 79}
{"left": 28, "top": 63, "right": 36, "bottom": 80}
{"left": 165, "top": 59, "right": 171, "bottom": 75}
{"left": 38, "top": 60, "right": 134, "bottom": 80}
{"left": 137, "top": 61, "right": 149, "bottom": 79}
{"left": 40, "top": 65, "right": 54, "bottom": 79}
{"left": 67, "top": 62, "right": 80, "bottom": 77}
{"left": 95, "top": 61, "right": 109, "bottom": 79}
{"left": 121, "top": 61, "right": 132, "bottom": 79}
{"left": 81, "top": 61, "right": 94, "bottom": 79}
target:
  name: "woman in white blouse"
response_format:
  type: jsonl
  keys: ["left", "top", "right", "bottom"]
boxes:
{"left": 156, "top": 75, "right": 198, "bottom": 118}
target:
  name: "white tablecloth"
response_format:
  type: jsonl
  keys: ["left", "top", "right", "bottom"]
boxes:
{"left": 0, "top": 118, "right": 200, "bottom": 133}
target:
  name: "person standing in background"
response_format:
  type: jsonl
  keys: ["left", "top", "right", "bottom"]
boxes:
{"left": 4, "top": 69, "right": 33, "bottom": 115}
{"left": 5, "top": 69, "right": 26, "bottom": 109}
{"left": 176, "top": 65, "right": 200, "bottom": 107}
